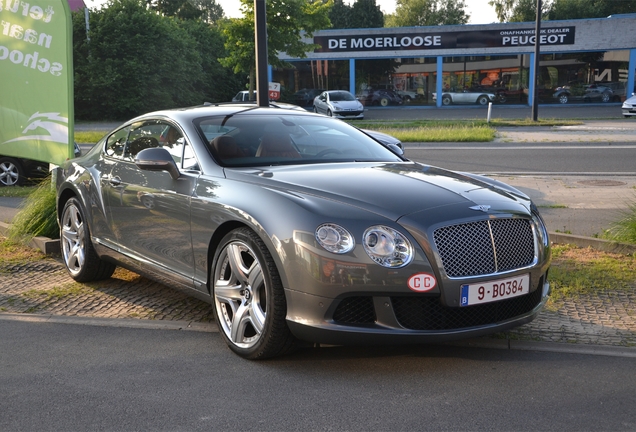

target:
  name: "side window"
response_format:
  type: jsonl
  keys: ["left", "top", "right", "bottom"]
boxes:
{"left": 181, "top": 141, "right": 199, "bottom": 171}
{"left": 104, "top": 127, "right": 130, "bottom": 158}
{"left": 124, "top": 121, "right": 169, "bottom": 161}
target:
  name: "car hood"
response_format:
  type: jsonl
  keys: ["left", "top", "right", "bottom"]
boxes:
{"left": 329, "top": 100, "right": 361, "bottom": 109}
{"left": 226, "top": 162, "right": 531, "bottom": 221}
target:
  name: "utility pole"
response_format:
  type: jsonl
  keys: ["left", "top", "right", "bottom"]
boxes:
{"left": 254, "top": 0, "right": 269, "bottom": 107}
{"left": 531, "top": 0, "right": 542, "bottom": 121}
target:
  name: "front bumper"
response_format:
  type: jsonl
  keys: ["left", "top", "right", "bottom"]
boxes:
{"left": 334, "top": 110, "right": 364, "bottom": 119}
{"left": 622, "top": 106, "right": 636, "bottom": 116}
{"left": 285, "top": 272, "right": 550, "bottom": 346}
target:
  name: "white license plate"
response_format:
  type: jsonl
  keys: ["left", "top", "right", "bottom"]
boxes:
{"left": 460, "top": 274, "right": 530, "bottom": 307}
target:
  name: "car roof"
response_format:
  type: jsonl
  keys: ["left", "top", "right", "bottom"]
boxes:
{"left": 125, "top": 103, "right": 314, "bottom": 124}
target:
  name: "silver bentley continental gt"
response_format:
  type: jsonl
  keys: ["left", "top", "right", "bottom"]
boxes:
{"left": 55, "top": 104, "right": 551, "bottom": 359}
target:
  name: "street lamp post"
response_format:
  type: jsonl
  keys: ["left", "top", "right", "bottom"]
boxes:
{"left": 532, "top": 0, "right": 543, "bottom": 121}
{"left": 254, "top": 0, "right": 269, "bottom": 107}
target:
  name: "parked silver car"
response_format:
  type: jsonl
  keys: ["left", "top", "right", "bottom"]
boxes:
{"left": 55, "top": 104, "right": 551, "bottom": 359}
{"left": 621, "top": 93, "right": 636, "bottom": 118}
{"left": 313, "top": 90, "right": 364, "bottom": 119}
{"left": 433, "top": 88, "right": 496, "bottom": 105}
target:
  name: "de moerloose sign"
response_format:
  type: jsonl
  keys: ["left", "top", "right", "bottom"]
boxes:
{"left": 0, "top": 0, "right": 74, "bottom": 166}
{"left": 314, "top": 26, "right": 576, "bottom": 53}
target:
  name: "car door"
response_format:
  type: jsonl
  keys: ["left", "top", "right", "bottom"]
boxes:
{"left": 105, "top": 120, "right": 198, "bottom": 282}
{"left": 315, "top": 92, "right": 327, "bottom": 114}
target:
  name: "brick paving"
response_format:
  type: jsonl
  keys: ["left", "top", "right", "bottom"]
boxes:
{"left": 1, "top": 255, "right": 634, "bottom": 348}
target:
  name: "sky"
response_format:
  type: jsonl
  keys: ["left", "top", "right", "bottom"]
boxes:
{"left": 86, "top": 0, "right": 500, "bottom": 25}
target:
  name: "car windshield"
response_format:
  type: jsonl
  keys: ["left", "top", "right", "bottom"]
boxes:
{"left": 195, "top": 113, "right": 402, "bottom": 167}
{"left": 329, "top": 91, "right": 356, "bottom": 102}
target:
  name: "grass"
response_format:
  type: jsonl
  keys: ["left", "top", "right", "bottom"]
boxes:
{"left": 546, "top": 244, "right": 636, "bottom": 310}
{"left": 0, "top": 237, "right": 47, "bottom": 266}
{"left": 0, "top": 185, "right": 39, "bottom": 198}
{"left": 602, "top": 201, "right": 636, "bottom": 245}
{"left": 72, "top": 118, "right": 582, "bottom": 145}
{"left": 7, "top": 176, "right": 59, "bottom": 242}
{"left": 74, "top": 131, "right": 106, "bottom": 144}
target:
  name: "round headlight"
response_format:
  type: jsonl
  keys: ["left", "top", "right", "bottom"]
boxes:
{"left": 315, "top": 224, "right": 354, "bottom": 254}
{"left": 363, "top": 225, "right": 414, "bottom": 268}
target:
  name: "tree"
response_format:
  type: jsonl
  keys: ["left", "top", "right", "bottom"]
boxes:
{"left": 219, "top": 0, "right": 332, "bottom": 95}
{"left": 548, "top": 0, "right": 636, "bottom": 20}
{"left": 489, "top": 0, "right": 636, "bottom": 23}
{"left": 329, "top": 0, "right": 351, "bottom": 29}
{"left": 146, "top": 0, "right": 225, "bottom": 22}
{"left": 350, "top": 0, "right": 384, "bottom": 28}
{"left": 488, "top": 0, "right": 542, "bottom": 22}
{"left": 72, "top": 0, "right": 234, "bottom": 120}
{"left": 386, "top": 0, "right": 469, "bottom": 27}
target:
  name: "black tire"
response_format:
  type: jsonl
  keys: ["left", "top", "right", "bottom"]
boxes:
{"left": 0, "top": 157, "right": 25, "bottom": 187}
{"left": 327, "top": 109, "right": 334, "bottom": 117}
{"left": 442, "top": 95, "right": 452, "bottom": 106}
{"left": 211, "top": 227, "right": 296, "bottom": 359}
{"left": 313, "top": 105, "right": 318, "bottom": 113}
{"left": 60, "top": 197, "right": 116, "bottom": 282}
{"left": 477, "top": 95, "right": 489, "bottom": 105}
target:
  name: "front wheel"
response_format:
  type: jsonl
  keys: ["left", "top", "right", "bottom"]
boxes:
{"left": 313, "top": 105, "right": 318, "bottom": 113}
{"left": 380, "top": 97, "right": 389, "bottom": 107}
{"left": 60, "top": 197, "right": 116, "bottom": 282}
{"left": 212, "top": 228, "right": 296, "bottom": 359}
{"left": 558, "top": 94, "right": 569, "bottom": 104}
{"left": 442, "top": 95, "right": 452, "bottom": 106}
{"left": 327, "top": 109, "right": 334, "bottom": 117}
{"left": 601, "top": 92, "right": 610, "bottom": 103}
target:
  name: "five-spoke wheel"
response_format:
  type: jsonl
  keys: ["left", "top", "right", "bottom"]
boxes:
{"left": 212, "top": 228, "right": 295, "bottom": 359}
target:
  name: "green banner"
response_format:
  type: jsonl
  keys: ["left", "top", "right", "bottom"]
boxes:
{"left": 0, "top": 0, "right": 74, "bottom": 166}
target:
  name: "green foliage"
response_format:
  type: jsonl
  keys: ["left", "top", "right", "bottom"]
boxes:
{"left": 220, "top": 0, "right": 332, "bottom": 86}
{"left": 489, "top": 0, "right": 636, "bottom": 23}
{"left": 489, "top": 0, "right": 541, "bottom": 23}
{"left": 548, "top": 0, "right": 636, "bottom": 20}
{"left": 386, "top": 0, "right": 469, "bottom": 27}
{"left": 603, "top": 202, "right": 636, "bottom": 245}
{"left": 8, "top": 177, "right": 58, "bottom": 242}
{"left": 350, "top": 0, "right": 384, "bottom": 28}
{"left": 73, "top": 0, "right": 237, "bottom": 121}
{"left": 329, "top": 0, "right": 351, "bottom": 28}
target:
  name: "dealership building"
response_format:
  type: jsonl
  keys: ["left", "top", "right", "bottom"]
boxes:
{"left": 273, "top": 14, "right": 635, "bottom": 109}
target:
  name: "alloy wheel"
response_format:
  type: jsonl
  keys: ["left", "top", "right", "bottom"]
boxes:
{"left": 61, "top": 201, "right": 86, "bottom": 277}
{"left": 0, "top": 160, "right": 20, "bottom": 186}
{"left": 214, "top": 240, "right": 267, "bottom": 349}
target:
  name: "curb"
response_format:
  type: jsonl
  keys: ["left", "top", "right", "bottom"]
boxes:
{"left": 0, "top": 221, "right": 60, "bottom": 254}
{"left": 0, "top": 312, "right": 218, "bottom": 333}
{"left": 1, "top": 312, "right": 633, "bottom": 358}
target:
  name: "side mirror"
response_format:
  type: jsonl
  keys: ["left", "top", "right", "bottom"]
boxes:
{"left": 135, "top": 147, "right": 180, "bottom": 180}
{"left": 386, "top": 143, "right": 404, "bottom": 157}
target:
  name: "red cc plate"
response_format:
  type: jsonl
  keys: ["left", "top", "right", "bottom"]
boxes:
{"left": 407, "top": 273, "right": 437, "bottom": 292}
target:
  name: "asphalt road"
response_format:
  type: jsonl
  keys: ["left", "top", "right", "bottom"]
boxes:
{"left": 405, "top": 143, "right": 636, "bottom": 175}
{"left": 2, "top": 320, "right": 635, "bottom": 432}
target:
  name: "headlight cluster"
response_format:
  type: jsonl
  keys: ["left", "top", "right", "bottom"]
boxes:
{"left": 315, "top": 223, "right": 414, "bottom": 268}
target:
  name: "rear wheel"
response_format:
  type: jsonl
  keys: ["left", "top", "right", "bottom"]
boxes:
{"left": 0, "top": 157, "right": 24, "bottom": 187}
{"left": 212, "top": 228, "right": 296, "bottom": 359}
{"left": 60, "top": 197, "right": 116, "bottom": 282}
{"left": 380, "top": 97, "right": 389, "bottom": 107}
{"left": 601, "top": 92, "right": 610, "bottom": 103}
{"left": 442, "top": 95, "right": 452, "bottom": 106}
{"left": 558, "top": 94, "right": 569, "bottom": 104}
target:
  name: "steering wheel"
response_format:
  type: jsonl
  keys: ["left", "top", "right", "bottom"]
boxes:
{"left": 315, "top": 148, "right": 342, "bottom": 158}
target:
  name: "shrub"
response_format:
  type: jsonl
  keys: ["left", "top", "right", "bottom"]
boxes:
{"left": 8, "top": 177, "right": 58, "bottom": 242}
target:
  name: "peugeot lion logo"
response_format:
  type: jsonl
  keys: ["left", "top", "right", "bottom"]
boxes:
{"left": 470, "top": 205, "right": 491, "bottom": 212}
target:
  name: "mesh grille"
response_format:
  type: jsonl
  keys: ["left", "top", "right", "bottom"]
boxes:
{"left": 333, "top": 296, "right": 376, "bottom": 325}
{"left": 433, "top": 218, "right": 535, "bottom": 278}
{"left": 392, "top": 285, "right": 543, "bottom": 331}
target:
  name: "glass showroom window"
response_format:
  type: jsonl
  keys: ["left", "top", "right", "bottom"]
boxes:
{"left": 274, "top": 60, "right": 350, "bottom": 105}
{"left": 440, "top": 55, "right": 531, "bottom": 105}
{"left": 538, "top": 50, "right": 630, "bottom": 104}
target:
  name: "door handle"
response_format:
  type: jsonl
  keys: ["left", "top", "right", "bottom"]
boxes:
{"left": 109, "top": 176, "right": 122, "bottom": 186}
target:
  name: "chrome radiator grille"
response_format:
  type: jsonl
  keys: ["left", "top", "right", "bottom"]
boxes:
{"left": 433, "top": 218, "right": 535, "bottom": 278}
